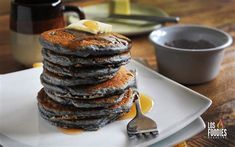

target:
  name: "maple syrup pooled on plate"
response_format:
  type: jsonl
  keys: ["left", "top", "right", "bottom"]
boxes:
{"left": 58, "top": 93, "right": 154, "bottom": 134}
{"left": 58, "top": 128, "right": 83, "bottom": 135}
{"left": 120, "top": 93, "right": 154, "bottom": 120}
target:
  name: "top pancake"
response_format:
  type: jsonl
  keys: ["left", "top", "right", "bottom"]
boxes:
{"left": 39, "top": 29, "right": 131, "bottom": 57}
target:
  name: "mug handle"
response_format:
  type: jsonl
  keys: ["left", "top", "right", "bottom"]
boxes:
{"left": 63, "top": 5, "right": 85, "bottom": 20}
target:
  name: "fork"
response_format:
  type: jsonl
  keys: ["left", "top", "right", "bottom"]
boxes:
{"left": 127, "top": 91, "right": 159, "bottom": 138}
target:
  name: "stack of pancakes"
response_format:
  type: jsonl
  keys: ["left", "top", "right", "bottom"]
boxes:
{"left": 37, "top": 28, "right": 136, "bottom": 131}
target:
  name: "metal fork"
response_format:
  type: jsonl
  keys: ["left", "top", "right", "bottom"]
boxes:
{"left": 127, "top": 91, "right": 159, "bottom": 138}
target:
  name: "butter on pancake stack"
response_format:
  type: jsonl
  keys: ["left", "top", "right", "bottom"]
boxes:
{"left": 37, "top": 20, "right": 136, "bottom": 131}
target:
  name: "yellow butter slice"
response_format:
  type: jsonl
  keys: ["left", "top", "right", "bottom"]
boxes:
{"left": 66, "top": 20, "right": 112, "bottom": 34}
{"left": 83, "top": 21, "right": 99, "bottom": 32}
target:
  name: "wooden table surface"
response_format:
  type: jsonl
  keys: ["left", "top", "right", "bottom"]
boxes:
{"left": 1, "top": 0, "right": 234, "bottom": 146}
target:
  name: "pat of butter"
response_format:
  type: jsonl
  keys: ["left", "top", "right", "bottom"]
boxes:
{"left": 66, "top": 20, "right": 112, "bottom": 34}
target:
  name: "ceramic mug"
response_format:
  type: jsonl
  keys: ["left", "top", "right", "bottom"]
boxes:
{"left": 10, "top": 0, "right": 85, "bottom": 66}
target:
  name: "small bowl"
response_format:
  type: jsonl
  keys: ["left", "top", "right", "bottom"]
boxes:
{"left": 149, "top": 24, "right": 233, "bottom": 84}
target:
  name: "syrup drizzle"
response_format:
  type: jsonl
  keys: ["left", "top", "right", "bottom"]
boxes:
{"left": 120, "top": 93, "right": 154, "bottom": 120}
{"left": 58, "top": 128, "right": 83, "bottom": 135}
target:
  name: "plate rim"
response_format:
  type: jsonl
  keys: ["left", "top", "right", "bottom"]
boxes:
{"left": 151, "top": 117, "right": 205, "bottom": 147}
{"left": 130, "top": 60, "right": 211, "bottom": 146}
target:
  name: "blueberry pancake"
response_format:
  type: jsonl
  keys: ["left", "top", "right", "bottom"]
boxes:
{"left": 41, "top": 69, "right": 116, "bottom": 86}
{"left": 41, "top": 67, "right": 136, "bottom": 99}
{"left": 42, "top": 48, "right": 131, "bottom": 67}
{"left": 38, "top": 88, "right": 134, "bottom": 117}
{"left": 43, "top": 59, "right": 120, "bottom": 78}
{"left": 39, "top": 109, "right": 122, "bottom": 131}
{"left": 44, "top": 88, "right": 128, "bottom": 108}
{"left": 39, "top": 29, "right": 131, "bottom": 57}
{"left": 37, "top": 88, "right": 134, "bottom": 130}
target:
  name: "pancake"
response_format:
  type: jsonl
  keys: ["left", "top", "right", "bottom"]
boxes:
{"left": 39, "top": 29, "right": 131, "bottom": 57}
{"left": 43, "top": 59, "right": 119, "bottom": 78}
{"left": 42, "top": 48, "right": 131, "bottom": 67}
{"left": 41, "top": 67, "right": 136, "bottom": 99}
{"left": 41, "top": 69, "right": 116, "bottom": 86}
{"left": 39, "top": 108, "right": 122, "bottom": 131}
{"left": 37, "top": 88, "right": 134, "bottom": 117}
{"left": 44, "top": 88, "right": 127, "bottom": 108}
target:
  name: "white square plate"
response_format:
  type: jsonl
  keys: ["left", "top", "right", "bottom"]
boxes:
{"left": 0, "top": 60, "right": 211, "bottom": 147}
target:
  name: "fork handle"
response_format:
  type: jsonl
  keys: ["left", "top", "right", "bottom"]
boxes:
{"left": 110, "top": 14, "right": 180, "bottom": 23}
{"left": 134, "top": 92, "right": 143, "bottom": 116}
